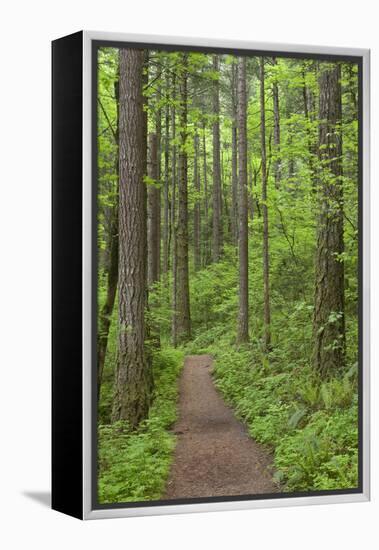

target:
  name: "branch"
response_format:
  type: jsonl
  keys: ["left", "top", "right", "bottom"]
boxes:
{"left": 343, "top": 211, "right": 358, "bottom": 235}
{"left": 97, "top": 98, "right": 117, "bottom": 143}
{"left": 275, "top": 205, "right": 299, "bottom": 264}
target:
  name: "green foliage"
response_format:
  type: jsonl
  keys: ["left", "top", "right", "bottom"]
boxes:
{"left": 98, "top": 348, "right": 184, "bottom": 503}
{"left": 210, "top": 340, "right": 358, "bottom": 492}
{"left": 275, "top": 406, "right": 358, "bottom": 490}
{"left": 96, "top": 48, "right": 359, "bottom": 500}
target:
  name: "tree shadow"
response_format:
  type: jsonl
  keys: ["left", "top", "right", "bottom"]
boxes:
{"left": 22, "top": 491, "right": 51, "bottom": 508}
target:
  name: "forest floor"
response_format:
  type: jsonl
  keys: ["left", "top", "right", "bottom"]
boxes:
{"left": 164, "top": 354, "right": 279, "bottom": 499}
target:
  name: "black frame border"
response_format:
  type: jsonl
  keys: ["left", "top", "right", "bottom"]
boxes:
{"left": 52, "top": 30, "right": 84, "bottom": 519}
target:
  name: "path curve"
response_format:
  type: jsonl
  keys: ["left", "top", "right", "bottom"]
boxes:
{"left": 164, "top": 355, "right": 278, "bottom": 499}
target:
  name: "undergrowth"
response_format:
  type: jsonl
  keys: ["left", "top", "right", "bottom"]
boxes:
{"left": 98, "top": 347, "right": 184, "bottom": 503}
{"left": 206, "top": 340, "right": 358, "bottom": 492}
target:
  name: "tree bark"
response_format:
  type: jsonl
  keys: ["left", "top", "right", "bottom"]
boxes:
{"left": 176, "top": 54, "right": 191, "bottom": 343}
{"left": 212, "top": 55, "right": 223, "bottom": 262}
{"left": 260, "top": 57, "right": 271, "bottom": 350}
{"left": 112, "top": 49, "right": 151, "bottom": 428}
{"left": 193, "top": 132, "right": 201, "bottom": 271}
{"left": 221, "top": 147, "right": 230, "bottom": 236}
{"left": 155, "top": 82, "right": 162, "bottom": 280}
{"left": 162, "top": 75, "right": 170, "bottom": 276}
{"left": 147, "top": 133, "right": 159, "bottom": 286}
{"left": 171, "top": 76, "right": 178, "bottom": 346}
{"left": 231, "top": 62, "right": 239, "bottom": 243}
{"left": 237, "top": 57, "right": 249, "bottom": 343}
{"left": 147, "top": 132, "right": 161, "bottom": 349}
{"left": 248, "top": 153, "right": 254, "bottom": 220}
{"left": 312, "top": 64, "right": 345, "bottom": 377}
{"left": 202, "top": 119, "right": 210, "bottom": 266}
{"left": 272, "top": 57, "right": 281, "bottom": 189}
{"left": 302, "top": 65, "right": 317, "bottom": 191}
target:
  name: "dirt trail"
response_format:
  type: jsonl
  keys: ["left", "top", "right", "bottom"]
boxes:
{"left": 164, "top": 354, "right": 278, "bottom": 499}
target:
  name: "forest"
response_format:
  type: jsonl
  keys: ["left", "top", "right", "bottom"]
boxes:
{"left": 96, "top": 46, "right": 359, "bottom": 504}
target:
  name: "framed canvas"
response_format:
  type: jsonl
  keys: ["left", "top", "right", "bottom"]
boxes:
{"left": 52, "top": 31, "right": 370, "bottom": 520}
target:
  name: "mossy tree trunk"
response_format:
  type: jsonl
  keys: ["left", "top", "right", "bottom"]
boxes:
{"left": 171, "top": 76, "right": 178, "bottom": 347}
{"left": 112, "top": 49, "right": 152, "bottom": 428}
{"left": 193, "top": 132, "right": 201, "bottom": 271}
{"left": 212, "top": 55, "right": 223, "bottom": 262}
{"left": 260, "top": 57, "right": 271, "bottom": 351}
{"left": 272, "top": 57, "right": 281, "bottom": 189}
{"left": 231, "top": 61, "right": 239, "bottom": 244}
{"left": 237, "top": 56, "right": 249, "bottom": 344}
{"left": 147, "top": 133, "right": 160, "bottom": 286}
{"left": 162, "top": 74, "right": 170, "bottom": 277}
{"left": 176, "top": 54, "right": 191, "bottom": 343}
{"left": 312, "top": 63, "right": 345, "bottom": 378}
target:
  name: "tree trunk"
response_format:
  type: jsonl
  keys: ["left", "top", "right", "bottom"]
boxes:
{"left": 171, "top": 76, "right": 178, "bottom": 346}
{"left": 260, "top": 57, "right": 271, "bottom": 350}
{"left": 272, "top": 57, "right": 281, "bottom": 189}
{"left": 147, "top": 133, "right": 159, "bottom": 286}
{"left": 222, "top": 150, "right": 230, "bottom": 236}
{"left": 312, "top": 64, "right": 345, "bottom": 378}
{"left": 155, "top": 83, "right": 162, "bottom": 280}
{"left": 248, "top": 153, "right": 254, "bottom": 220}
{"left": 212, "top": 55, "right": 223, "bottom": 262}
{"left": 347, "top": 64, "right": 357, "bottom": 116}
{"left": 302, "top": 65, "right": 317, "bottom": 191}
{"left": 112, "top": 49, "right": 151, "bottom": 428}
{"left": 147, "top": 132, "right": 161, "bottom": 349}
{"left": 176, "top": 54, "right": 191, "bottom": 343}
{"left": 162, "top": 76, "right": 170, "bottom": 276}
{"left": 237, "top": 57, "right": 249, "bottom": 344}
{"left": 231, "top": 62, "right": 239, "bottom": 244}
{"left": 193, "top": 132, "right": 201, "bottom": 271}
{"left": 202, "top": 120, "right": 210, "bottom": 266}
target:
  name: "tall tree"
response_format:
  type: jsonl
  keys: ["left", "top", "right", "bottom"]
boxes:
{"left": 112, "top": 49, "right": 151, "bottom": 428}
{"left": 302, "top": 63, "right": 317, "bottom": 191}
{"left": 176, "top": 54, "right": 191, "bottom": 343}
{"left": 162, "top": 73, "right": 170, "bottom": 276}
{"left": 171, "top": 75, "right": 178, "bottom": 346}
{"left": 212, "top": 55, "right": 223, "bottom": 261}
{"left": 272, "top": 57, "right": 281, "bottom": 189}
{"left": 237, "top": 56, "right": 249, "bottom": 343}
{"left": 231, "top": 62, "right": 239, "bottom": 243}
{"left": 260, "top": 57, "right": 271, "bottom": 350}
{"left": 147, "top": 133, "right": 160, "bottom": 286}
{"left": 147, "top": 132, "right": 161, "bottom": 349}
{"left": 248, "top": 150, "right": 255, "bottom": 220}
{"left": 193, "top": 131, "right": 201, "bottom": 271}
{"left": 202, "top": 118, "right": 210, "bottom": 266}
{"left": 221, "top": 144, "right": 230, "bottom": 236}
{"left": 312, "top": 63, "right": 345, "bottom": 377}
{"left": 155, "top": 80, "right": 162, "bottom": 280}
